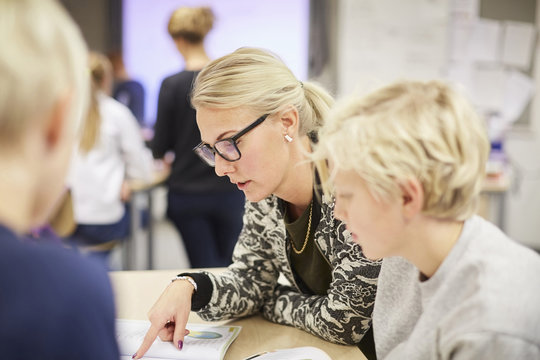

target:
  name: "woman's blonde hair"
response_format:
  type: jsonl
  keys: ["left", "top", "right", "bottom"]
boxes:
{"left": 167, "top": 6, "right": 214, "bottom": 43}
{"left": 79, "top": 52, "right": 112, "bottom": 153}
{"left": 313, "top": 80, "right": 490, "bottom": 221}
{"left": 191, "top": 47, "right": 334, "bottom": 136}
{"left": 0, "top": 0, "right": 88, "bottom": 147}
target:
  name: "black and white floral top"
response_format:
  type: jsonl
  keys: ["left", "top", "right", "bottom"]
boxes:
{"left": 193, "top": 194, "right": 381, "bottom": 345}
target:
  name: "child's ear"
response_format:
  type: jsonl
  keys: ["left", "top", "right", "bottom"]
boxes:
{"left": 400, "top": 178, "right": 424, "bottom": 219}
{"left": 45, "top": 94, "right": 71, "bottom": 151}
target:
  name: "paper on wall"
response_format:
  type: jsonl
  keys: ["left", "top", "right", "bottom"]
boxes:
{"left": 469, "top": 18, "right": 501, "bottom": 63}
{"left": 501, "top": 69, "right": 535, "bottom": 122}
{"left": 501, "top": 21, "right": 536, "bottom": 70}
{"left": 471, "top": 65, "right": 506, "bottom": 113}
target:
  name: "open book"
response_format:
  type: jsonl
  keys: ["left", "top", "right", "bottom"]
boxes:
{"left": 243, "top": 346, "right": 332, "bottom": 360}
{"left": 116, "top": 319, "right": 241, "bottom": 360}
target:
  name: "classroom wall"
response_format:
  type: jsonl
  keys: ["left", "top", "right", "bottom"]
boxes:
{"left": 336, "top": 0, "right": 449, "bottom": 98}
{"left": 504, "top": 1, "right": 540, "bottom": 249}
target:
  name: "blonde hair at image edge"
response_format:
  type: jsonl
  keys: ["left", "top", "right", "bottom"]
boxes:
{"left": 191, "top": 47, "right": 334, "bottom": 136}
{"left": 312, "top": 80, "right": 490, "bottom": 221}
{"left": 0, "top": 0, "right": 89, "bottom": 147}
{"left": 168, "top": 6, "right": 214, "bottom": 42}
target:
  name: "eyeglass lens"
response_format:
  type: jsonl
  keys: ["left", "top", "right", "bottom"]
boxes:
{"left": 214, "top": 139, "right": 240, "bottom": 161}
{"left": 195, "top": 145, "right": 216, "bottom": 166}
{"left": 194, "top": 114, "right": 269, "bottom": 167}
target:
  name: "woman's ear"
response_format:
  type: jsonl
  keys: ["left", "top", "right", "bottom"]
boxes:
{"left": 279, "top": 106, "right": 300, "bottom": 138}
{"left": 400, "top": 177, "right": 424, "bottom": 219}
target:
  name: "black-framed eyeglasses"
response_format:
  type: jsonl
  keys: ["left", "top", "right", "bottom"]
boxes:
{"left": 193, "top": 114, "right": 269, "bottom": 167}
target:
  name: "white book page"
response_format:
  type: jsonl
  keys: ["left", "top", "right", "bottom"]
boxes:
{"left": 243, "top": 346, "right": 332, "bottom": 360}
{"left": 116, "top": 319, "right": 241, "bottom": 360}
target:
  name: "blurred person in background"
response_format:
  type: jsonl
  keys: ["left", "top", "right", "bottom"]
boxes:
{"left": 108, "top": 50, "right": 146, "bottom": 126}
{"left": 151, "top": 6, "right": 244, "bottom": 268}
{"left": 67, "top": 51, "right": 153, "bottom": 267}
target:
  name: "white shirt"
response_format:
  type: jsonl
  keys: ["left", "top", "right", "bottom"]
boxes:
{"left": 68, "top": 93, "right": 153, "bottom": 224}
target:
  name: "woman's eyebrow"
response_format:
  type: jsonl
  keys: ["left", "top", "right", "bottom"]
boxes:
{"left": 201, "top": 125, "right": 239, "bottom": 145}
{"left": 200, "top": 130, "right": 234, "bottom": 146}
{"left": 215, "top": 129, "right": 237, "bottom": 142}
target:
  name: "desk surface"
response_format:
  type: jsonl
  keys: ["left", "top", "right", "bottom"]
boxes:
{"left": 110, "top": 269, "right": 365, "bottom": 360}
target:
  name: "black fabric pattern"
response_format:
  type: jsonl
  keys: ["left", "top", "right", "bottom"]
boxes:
{"left": 178, "top": 272, "right": 213, "bottom": 311}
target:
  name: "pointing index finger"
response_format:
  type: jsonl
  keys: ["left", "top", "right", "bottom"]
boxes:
{"left": 133, "top": 322, "right": 162, "bottom": 359}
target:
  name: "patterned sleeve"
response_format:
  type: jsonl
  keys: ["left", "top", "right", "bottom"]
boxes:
{"left": 261, "top": 215, "right": 381, "bottom": 345}
{"left": 196, "top": 199, "right": 283, "bottom": 320}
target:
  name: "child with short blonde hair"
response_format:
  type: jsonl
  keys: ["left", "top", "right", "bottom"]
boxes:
{"left": 313, "top": 79, "right": 540, "bottom": 359}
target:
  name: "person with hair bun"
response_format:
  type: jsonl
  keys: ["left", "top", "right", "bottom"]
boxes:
{"left": 312, "top": 79, "right": 540, "bottom": 359}
{"left": 167, "top": 6, "right": 214, "bottom": 46}
{"left": 151, "top": 6, "right": 245, "bottom": 269}
{"left": 133, "top": 47, "right": 381, "bottom": 359}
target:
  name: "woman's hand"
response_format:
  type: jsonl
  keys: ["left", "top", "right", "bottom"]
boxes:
{"left": 133, "top": 278, "right": 196, "bottom": 359}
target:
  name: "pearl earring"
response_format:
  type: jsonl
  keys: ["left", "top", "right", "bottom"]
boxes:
{"left": 284, "top": 134, "right": 293, "bottom": 142}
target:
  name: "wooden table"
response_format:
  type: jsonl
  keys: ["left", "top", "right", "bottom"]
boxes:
{"left": 110, "top": 269, "right": 366, "bottom": 360}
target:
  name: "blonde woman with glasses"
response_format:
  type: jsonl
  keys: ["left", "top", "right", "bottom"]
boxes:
{"left": 133, "top": 47, "right": 381, "bottom": 359}
{"left": 312, "top": 79, "right": 540, "bottom": 359}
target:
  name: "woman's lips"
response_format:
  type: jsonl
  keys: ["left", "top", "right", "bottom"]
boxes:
{"left": 236, "top": 180, "right": 250, "bottom": 190}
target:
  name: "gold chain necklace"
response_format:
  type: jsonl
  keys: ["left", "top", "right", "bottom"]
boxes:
{"left": 290, "top": 202, "right": 313, "bottom": 255}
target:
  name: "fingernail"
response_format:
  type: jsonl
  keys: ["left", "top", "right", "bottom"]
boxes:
{"left": 178, "top": 340, "right": 183, "bottom": 350}
{"left": 131, "top": 354, "right": 137, "bottom": 359}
